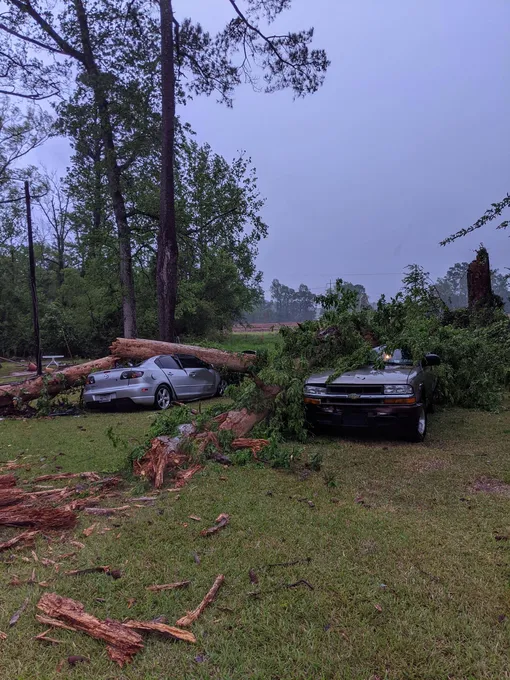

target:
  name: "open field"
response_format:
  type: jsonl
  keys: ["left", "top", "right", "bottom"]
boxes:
{"left": 1, "top": 402, "right": 510, "bottom": 678}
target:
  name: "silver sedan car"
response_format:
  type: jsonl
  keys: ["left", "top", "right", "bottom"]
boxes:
{"left": 84, "top": 354, "right": 226, "bottom": 410}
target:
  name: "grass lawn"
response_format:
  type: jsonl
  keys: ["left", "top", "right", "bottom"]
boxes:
{"left": 1, "top": 403, "right": 510, "bottom": 679}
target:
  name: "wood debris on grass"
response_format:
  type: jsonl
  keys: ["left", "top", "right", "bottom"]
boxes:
{"left": 200, "top": 513, "right": 230, "bottom": 537}
{"left": 0, "top": 529, "right": 38, "bottom": 552}
{"left": 0, "top": 474, "right": 17, "bottom": 487}
{"left": 146, "top": 581, "right": 190, "bottom": 592}
{"left": 31, "top": 472, "right": 101, "bottom": 483}
{"left": 36, "top": 592, "right": 196, "bottom": 667}
{"left": 83, "top": 505, "right": 130, "bottom": 516}
{"left": 0, "top": 631, "right": 7, "bottom": 640}
{"left": 176, "top": 574, "right": 225, "bottom": 627}
{"left": 124, "top": 620, "right": 196, "bottom": 643}
{"left": 35, "top": 629, "right": 61, "bottom": 644}
{"left": 188, "top": 515, "right": 201, "bottom": 522}
{"left": 0, "top": 506, "right": 77, "bottom": 530}
{"left": 64, "top": 566, "right": 111, "bottom": 576}
{"left": 82, "top": 524, "right": 97, "bottom": 537}
{"left": 37, "top": 593, "right": 143, "bottom": 667}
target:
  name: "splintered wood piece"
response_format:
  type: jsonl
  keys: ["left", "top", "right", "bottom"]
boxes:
{"left": 35, "top": 629, "right": 61, "bottom": 644}
{"left": 0, "top": 506, "right": 76, "bottom": 530}
{"left": 175, "top": 574, "right": 225, "bottom": 627}
{"left": 0, "top": 487, "right": 30, "bottom": 507}
{"left": 0, "top": 474, "right": 17, "bottom": 488}
{"left": 70, "top": 541, "right": 85, "bottom": 549}
{"left": 188, "top": 515, "right": 201, "bottom": 522}
{"left": 200, "top": 513, "right": 230, "bottom": 537}
{"left": 32, "top": 472, "right": 101, "bottom": 483}
{"left": 64, "top": 566, "right": 110, "bottom": 576}
{"left": 0, "top": 529, "right": 39, "bottom": 552}
{"left": 37, "top": 593, "right": 143, "bottom": 667}
{"left": 231, "top": 438, "right": 270, "bottom": 456}
{"left": 0, "top": 631, "right": 7, "bottom": 640}
{"left": 83, "top": 506, "right": 130, "bottom": 516}
{"left": 82, "top": 524, "right": 97, "bottom": 537}
{"left": 146, "top": 581, "right": 191, "bottom": 592}
{"left": 174, "top": 465, "right": 202, "bottom": 488}
{"left": 36, "top": 614, "right": 76, "bottom": 632}
{"left": 124, "top": 620, "right": 196, "bottom": 643}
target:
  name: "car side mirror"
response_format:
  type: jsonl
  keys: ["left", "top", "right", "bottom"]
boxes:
{"left": 424, "top": 353, "right": 441, "bottom": 367}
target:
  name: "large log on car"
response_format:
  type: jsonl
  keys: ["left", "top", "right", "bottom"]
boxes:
{"left": 0, "top": 356, "right": 117, "bottom": 409}
{"left": 109, "top": 338, "right": 256, "bottom": 372}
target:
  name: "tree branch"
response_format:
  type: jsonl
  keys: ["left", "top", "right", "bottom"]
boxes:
{"left": 0, "top": 21, "right": 65, "bottom": 54}
{"left": 7, "top": 0, "right": 85, "bottom": 62}
{"left": 227, "top": 0, "right": 307, "bottom": 77}
{"left": 0, "top": 86, "right": 58, "bottom": 100}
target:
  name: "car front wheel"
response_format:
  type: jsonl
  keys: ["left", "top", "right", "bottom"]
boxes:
{"left": 216, "top": 379, "right": 228, "bottom": 397}
{"left": 406, "top": 405, "right": 427, "bottom": 442}
{"left": 154, "top": 385, "right": 172, "bottom": 410}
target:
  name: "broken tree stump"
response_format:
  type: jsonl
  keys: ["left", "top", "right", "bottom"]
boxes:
{"left": 467, "top": 247, "right": 496, "bottom": 310}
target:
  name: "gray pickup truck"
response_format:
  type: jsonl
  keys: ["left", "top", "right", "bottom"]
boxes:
{"left": 303, "top": 348, "right": 440, "bottom": 441}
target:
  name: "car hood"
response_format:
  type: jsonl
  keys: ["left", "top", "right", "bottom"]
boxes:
{"left": 306, "top": 364, "right": 413, "bottom": 386}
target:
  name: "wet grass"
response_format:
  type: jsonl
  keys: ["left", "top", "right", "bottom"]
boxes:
{"left": 1, "top": 403, "right": 510, "bottom": 678}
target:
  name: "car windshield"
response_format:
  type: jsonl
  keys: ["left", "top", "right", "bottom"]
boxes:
{"left": 373, "top": 346, "right": 413, "bottom": 366}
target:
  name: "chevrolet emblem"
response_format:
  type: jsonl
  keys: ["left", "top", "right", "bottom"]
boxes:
{"left": 349, "top": 393, "right": 360, "bottom": 400}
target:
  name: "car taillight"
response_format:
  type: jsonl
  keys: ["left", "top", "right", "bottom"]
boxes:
{"left": 120, "top": 370, "right": 144, "bottom": 380}
{"left": 86, "top": 376, "right": 95, "bottom": 385}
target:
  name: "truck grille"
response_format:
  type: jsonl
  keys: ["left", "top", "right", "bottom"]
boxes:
{"left": 327, "top": 384, "right": 384, "bottom": 395}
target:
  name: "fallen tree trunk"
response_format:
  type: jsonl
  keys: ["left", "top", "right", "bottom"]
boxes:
{"left": 110, "top": 337, "right": 256, "bottom": 372}
{"left": 0, "top": 356, "right": 118, "bottom": 409}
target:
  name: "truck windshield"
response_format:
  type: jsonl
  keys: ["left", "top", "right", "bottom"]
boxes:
{"left": 374, "top": 346, "right": 413, "bottom": 366}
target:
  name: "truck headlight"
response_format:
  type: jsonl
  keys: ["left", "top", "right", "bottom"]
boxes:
{"left": 304, "top": 385, "right": 327, "bottom": 396}
{"left": 384, "top": 384, "right": 413, "bottom": 395}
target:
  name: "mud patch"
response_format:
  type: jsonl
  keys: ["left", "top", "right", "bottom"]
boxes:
{"left": 469, "top": 477, "right": 510, "bottom": 497}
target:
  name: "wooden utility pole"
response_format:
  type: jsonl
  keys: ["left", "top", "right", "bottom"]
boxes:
{"left": 25, "top": 180, "right": 42, "bottom": 376}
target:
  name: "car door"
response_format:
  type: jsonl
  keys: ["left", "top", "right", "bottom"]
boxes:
{"left": 155, "top": 355, "right": 191, "bottom": 399}
{"left": 176, "top": 355, "right": 217, "bottom": 398}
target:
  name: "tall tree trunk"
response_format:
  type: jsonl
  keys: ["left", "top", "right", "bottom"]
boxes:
{"left": 158, "top": 0, "right": 179, "bottom": 341}
{"left": 73, "top": 0, "right": 137, "bottom": 338}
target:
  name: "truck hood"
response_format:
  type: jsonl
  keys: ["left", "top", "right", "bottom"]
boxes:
{"left": 306, "top": 364, "right": 413, "bottom": 386}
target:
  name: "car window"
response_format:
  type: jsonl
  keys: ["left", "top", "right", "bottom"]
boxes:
{"left": 156, "top": 355, "right": 179, "bottom": 369}
{"left": 177, "top": 355, "right": 210, "bottom": 369}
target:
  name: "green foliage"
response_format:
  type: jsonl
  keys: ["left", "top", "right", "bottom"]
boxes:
{"left": 227, "top": 268, "right": 510, "bottom": 443}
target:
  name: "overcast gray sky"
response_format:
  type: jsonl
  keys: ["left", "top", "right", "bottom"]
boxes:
{"left": 36, "top": 0, "right": 510, "bottom": 301}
